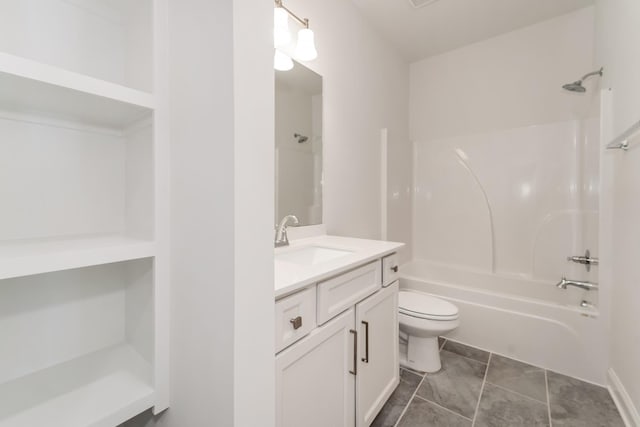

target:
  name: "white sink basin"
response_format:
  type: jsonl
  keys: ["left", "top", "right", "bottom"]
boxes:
{"left": 276, "top": 245, "right": 353, "bottom": 266}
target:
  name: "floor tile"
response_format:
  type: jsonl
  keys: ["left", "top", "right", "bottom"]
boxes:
{"left": 442, "top": 340, "right": 491, "bottom": 364}
{"left": 397, "top": 396, "right": 471, "bottom": 427}
{"left": 547, "top": 371, "right": 625, "bottom": 427}
{"left": 475, "top": 383, "right": 549, "bottom": 427}
{"left": 415, "top": 350, "right": 487, "bottom": 419}
{"left": 485, "top": 354, "right": 546, "bottom": 402}
{"left": 400, "top": 367, "right": 423, "bottom": 387}
{"left": 371, "top": 369, "right": 423, "bottom": 427}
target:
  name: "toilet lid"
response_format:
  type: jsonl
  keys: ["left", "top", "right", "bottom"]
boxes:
{"left": 399, "top": 291, "right": 459, "bottom": 320}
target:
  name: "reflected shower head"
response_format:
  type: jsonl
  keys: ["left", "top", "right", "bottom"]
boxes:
{"left": 294, "top": 133, "right": 308, "bottom": 143}
{"left": 562, "top": 67, "right": 603, "bottom": 93}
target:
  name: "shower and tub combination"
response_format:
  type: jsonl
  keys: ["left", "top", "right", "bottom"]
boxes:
{"left": 399, "top": 68, "right": 607, "bottom": 384}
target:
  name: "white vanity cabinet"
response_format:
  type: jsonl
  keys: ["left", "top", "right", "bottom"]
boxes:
{"left": 276, "top": 309, "right": 356, "bottom": 427}
{"left": 275, "top": 254, "right": 400, "bottom": 427}
{"left": 355, "top": 281, "right": 399, "bottom": 427}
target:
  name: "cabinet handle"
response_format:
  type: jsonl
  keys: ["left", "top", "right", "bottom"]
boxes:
{"left": 349, "top": 329, "right": 358, "bottom": 376}
{"left": 361, "top": 321, "right": 369, "bottom": 363}
{"left": 391, "top": 266, "right": 399, "bottom": 273}
{"left": 290, "top": 316, "right": 302, "bottom": 330}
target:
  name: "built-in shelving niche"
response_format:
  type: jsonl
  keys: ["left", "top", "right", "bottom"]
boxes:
{"left": 0, "top": 111, "right": 155, "bottom": 280}
{"left": 0, "top": 259, "right": 155, "bottom": 426}
{"left": 0, "top": 0, "right": 154, "bottom": 93}
{"left": 0, "top": 0, "right": 167, "bottom": 424}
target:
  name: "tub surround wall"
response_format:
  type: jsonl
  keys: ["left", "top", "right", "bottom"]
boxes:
{"left": 409, "top": 7, "right": 599, "bottom": 285}
{"left": 412, "top": 118, "right": 600, "bottom": 283}
{"left": 597, "top": 0, "right": 640, "bottom": 423}
{"left": 281, "top": 0, "right": 412, "bottom": 261}
{"left": 405, "top": 7, "right": 609, "bottom": 390}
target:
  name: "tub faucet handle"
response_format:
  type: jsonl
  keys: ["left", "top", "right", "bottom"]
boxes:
{"left": 567, "top": 249, "right": 599, "bottom": 272}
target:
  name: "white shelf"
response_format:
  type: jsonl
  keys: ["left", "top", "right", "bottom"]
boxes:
{"left": 0, "top": 52, "right": 155, "bottom": 129}
{"left": 0, "top": 234, "right": 156, "bottom": 280}
{"left": 0, "top": 344, "right": 154, "bottom": 427}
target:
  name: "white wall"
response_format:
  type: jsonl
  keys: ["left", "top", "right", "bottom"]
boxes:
{"left": 160, "top": 0, "right": 274, "bottom": 426}
{"left": 411, "top": 7, "right": 598, "bottom": 142}
{"left": 232, "top": 0, "right": 275, "bottom": 424}
{"left": 596, "top": 0, "right": 640, "bottom": 423}
{"left": 409, "top": 7, "right": 600, "bottom": 285}
{"left": 280, "top": 0, "right": 412, "bottom": 259}
{"left": 165, "top": 0, "right": 235, "bottom": 425}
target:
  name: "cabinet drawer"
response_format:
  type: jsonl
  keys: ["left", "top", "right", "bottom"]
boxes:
{"left": 275, "top": 287, "right": 317, "bottom": 353}
{"left": 382, "top": 253, "right": 399, "bottom": 287}
{"left": 317, "top": 261, "right": 381, "bottom": 324}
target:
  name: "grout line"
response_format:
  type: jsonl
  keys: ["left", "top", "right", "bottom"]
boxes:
{"left": 472, "top": 352, "right": 492, "bottom": 427}
{"left": 485, "top": 381, "right": 548, "bottom": 405}
{"left": 439, "top": 337, "right": 447, "bottom": 350}
{"left": 412, "top": 394, "right": 474, "bottom": 421}
{"left": 393, "top": 370, "right": 427, "bottom": 427}
{"left": 545, "top": 370, "right": 553, "bottom": 427}
{"left": 401, "top": 366, "right": 426, "bottom": 378}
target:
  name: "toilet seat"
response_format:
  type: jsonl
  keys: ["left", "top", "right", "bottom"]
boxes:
{"left": 399, "top": 291, "right": 459, "bottom": 321}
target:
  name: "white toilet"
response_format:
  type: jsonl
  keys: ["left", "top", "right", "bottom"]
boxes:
{"left": 398, "top": 290, "right": 460, "bottom": 373}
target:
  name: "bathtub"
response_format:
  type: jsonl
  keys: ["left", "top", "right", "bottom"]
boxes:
{"left": 400, "top": 260, "right": 608, "bottom": 385}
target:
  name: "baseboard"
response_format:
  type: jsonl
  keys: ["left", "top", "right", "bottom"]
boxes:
{"left": 608, "top": 368, "right": 640, "bottom": 427}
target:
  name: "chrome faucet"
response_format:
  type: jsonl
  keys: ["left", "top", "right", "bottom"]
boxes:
{"left": 275, "top": 215, "right": 299, "bottom": 247}
{"left": 556, "top": 277, "right": 598, "bottom": 291}
{"left": 567, "top": 249, "right": 599, "bottom": 272}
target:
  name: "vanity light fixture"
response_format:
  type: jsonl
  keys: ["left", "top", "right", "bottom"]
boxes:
{"left": 273, "top": 6, "right": 291, "bottom": 47}
{"left": 274, "top": 0, "right": 318, "bottom": 62}
{"left": 274, "top": 49, "right": 294, "bottom": 71}
{"left": 295, "top": 28, "right": 317, "bottom": 61}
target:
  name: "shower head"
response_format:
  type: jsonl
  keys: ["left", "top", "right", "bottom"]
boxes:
{"left": 562, "top": 67, "right": 603, "bottom": 93}
{"left": 294, "top": 133, "right": 308, "bottom": 143}
{"left": 562, "top": 81, "right": 587, "bottom": 93}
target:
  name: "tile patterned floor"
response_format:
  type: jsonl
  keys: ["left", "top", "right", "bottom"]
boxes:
{"left": 372, "top": 339, "right": 625, "bottom": 427}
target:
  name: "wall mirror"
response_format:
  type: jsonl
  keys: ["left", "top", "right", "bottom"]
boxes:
{"left": 275, "top": 60, "right": 323, "bottom": 226}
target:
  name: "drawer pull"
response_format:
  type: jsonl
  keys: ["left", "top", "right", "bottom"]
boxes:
{"left": 349, "top": 329, "right": 358, "bottom": 376}
{"left": 391, "top": 266, "right": 399, "bottom": 273}
{"left": 361, "top": 321, "right": 369, "bottom": 363}
{"left": 290, "top": 316, "right": 303, "bottom": 330}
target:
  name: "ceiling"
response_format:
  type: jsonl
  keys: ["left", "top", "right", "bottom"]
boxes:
{"left": 350, "top": 0, "right": 595, "bottom": 61}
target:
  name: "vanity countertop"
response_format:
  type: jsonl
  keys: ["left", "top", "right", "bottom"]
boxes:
{"left": 274, "top": 234, "right": 404, "bottom": 299}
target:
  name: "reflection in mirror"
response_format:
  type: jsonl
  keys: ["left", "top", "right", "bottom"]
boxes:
{"left": 275, "top": 60, "right": 323, "bottom": 226}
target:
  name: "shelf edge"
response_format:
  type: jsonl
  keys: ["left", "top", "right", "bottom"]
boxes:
{"left": 0, "top": 240, "right": 156, "bottom": 280}
{"left": 0, "top": 52, "right": 155, "bottom": 110}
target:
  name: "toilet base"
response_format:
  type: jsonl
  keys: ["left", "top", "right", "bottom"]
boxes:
{"left": 403, "top": 336, "right": 442, "bottom": 373}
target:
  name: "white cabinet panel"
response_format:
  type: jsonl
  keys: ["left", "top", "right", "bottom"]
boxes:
{"left": 317, "top": 261, "right": 381, "bottom": 324}
{"left": 275, "top": 286, "right": 316, "bottom": 353}
{"left": 276, "top": 309, "right": 356, "bottom": 427}
{"left": 381, "top": 253, "right": 399, "bottom": 287}
{"left": 356, "top": 281, "right": 399, "bottom": 427}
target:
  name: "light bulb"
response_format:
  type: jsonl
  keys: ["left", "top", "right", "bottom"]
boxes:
{"left": 295, "top": 28, "right": 317, "bottom": 61}
{"left": 274, "top": 50, "right": 294, "bottom": 71}
{"left": 273, "top": 7, "right": 291, "bottom": 48}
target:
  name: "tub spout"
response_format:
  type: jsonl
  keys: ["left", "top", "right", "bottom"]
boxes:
{"left": 556, "top": 277, "right": 598, "bottom": 291}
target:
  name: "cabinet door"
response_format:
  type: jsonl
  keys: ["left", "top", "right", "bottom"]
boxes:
{"left": 276, "top": 308, "right": 356, "bottom": 427}
{"left": 355, "top": 281, "right": 399, "bottom": 427}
